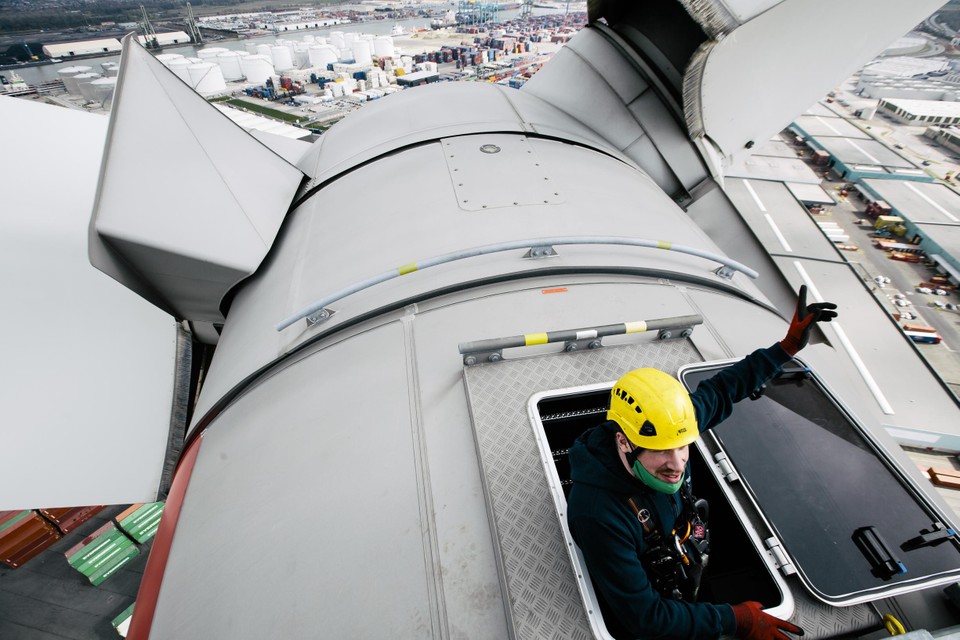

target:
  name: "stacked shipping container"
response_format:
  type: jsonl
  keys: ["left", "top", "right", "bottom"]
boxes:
{"left": 0, "top": 510, "right": 62, "bottom": 568}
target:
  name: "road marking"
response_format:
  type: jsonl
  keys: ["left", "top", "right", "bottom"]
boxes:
{"left": 764, "top": 214, "right": 793, "bottom": 252}
{"left": 814, "top": 116, "right": 843, "bottom": 135}
{"left": 794, "top": 261, "right": 895, "bottom": 415}
{"left": 904, "top": 181, "right": 960, "bottom": 222}
{"left": 742, "top": 179, "right": 766, "bottom": 212}
{"left": 844, "top": 138, "right": 882, "bottom": 165}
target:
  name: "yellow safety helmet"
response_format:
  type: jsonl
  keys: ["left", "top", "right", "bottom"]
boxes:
{"left": 607, "top": 368, "right": 699, "bottom": 450}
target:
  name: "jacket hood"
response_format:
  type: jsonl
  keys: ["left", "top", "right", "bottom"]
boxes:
{"left": 568, "top": 420, "right": 647, "bottom": 495}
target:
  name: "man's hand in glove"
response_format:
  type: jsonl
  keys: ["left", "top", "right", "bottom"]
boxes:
{"left": 732, "top": 601, "right": 804, "bottom": 640}
{"left": 780, "top": 284, "right": 838, "bottom": 356}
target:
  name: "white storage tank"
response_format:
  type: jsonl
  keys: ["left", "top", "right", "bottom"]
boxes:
{"left": 197, "top": 46, "right": 229, "bottom": 62}
{"left": 271, "top": 45, "right": 294, "bottom": 71}
{"left": 293, "top": 42, "right": 311, "bottom": 67}
{"left": 303, "top": 34, "right": 316, "bottom": 44}
{"left": 155, "top": 53, "right": 184, "bottom": 66}
{"left": 256, "top": 43, "right": 273, "bottom": 61}
{"left": 373, "top": 36, "right": 395, "bottom": 59}
{"left": 89, "top": 76, "right": 117, "bottom": 105}
{"left": 217, "top": 51, "right": 244, "bottom": 81}
{"left": 351, "top": 40, "right": 372, "bottom": 64}
{"left": 240, "top": 55, "right": 275, "bottom": 84}
{"left": 187, "top": 62, "right": 227, "bottom": 96}
{"left": 74, "top": 72, "right": 101, "bottom": 99}
{"left": 60, "top": 64, "right": 92, "bottom": 74}
{"left": 167, "top": 58, "right": 193, "bottom": 83}
{"left": 245, "top": 42, "right": 259, "bottom": 55}
{"left": 57, "top": 65, "right": 92, "bottom": 94}
{"left": 100, "top": 61, "right": 120, "bottom": 77}
{"left": 330, "top": 32, "right": 345, "bottom": 50}
{"left": 309, "top": 44, "right": 338, "bottom": 69}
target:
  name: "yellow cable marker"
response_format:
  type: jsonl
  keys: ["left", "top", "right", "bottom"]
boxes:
{"left": 398, "top": 262, "right": 418, "bottom": 275}
{"left": 525, "top": 333, "right": 549, "bottom": 346}
{"left": 883, "top": 614, "right": 905, "bottom": 636}
{"left": 657, "top": 240, "right": 672, "bottom": 250}
{"left": 624, "top": 321, "right": 648, "bottom": 333}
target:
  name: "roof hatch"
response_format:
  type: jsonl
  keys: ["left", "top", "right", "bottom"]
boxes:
{"left": 679, "top": 361, "right": 960, "bottom": 605}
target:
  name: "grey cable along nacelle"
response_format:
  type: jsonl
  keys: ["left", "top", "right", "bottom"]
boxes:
{"left": 276, "top": 237, "right": 758, "bottom": 331}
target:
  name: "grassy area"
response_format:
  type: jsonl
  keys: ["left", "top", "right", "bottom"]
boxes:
{"left": 212, "top": 95, "right": 353, "bottom": 133}
{"left": 221, "top": 98, "right": 305, "bottom": 123}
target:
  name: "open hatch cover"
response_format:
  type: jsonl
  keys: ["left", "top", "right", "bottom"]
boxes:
{"left": 679, "top": 362, "right": 960, "bottom": 606}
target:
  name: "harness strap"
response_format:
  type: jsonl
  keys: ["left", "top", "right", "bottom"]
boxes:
{"left": 625, "top": 485, "right": 710, "bottom": 601}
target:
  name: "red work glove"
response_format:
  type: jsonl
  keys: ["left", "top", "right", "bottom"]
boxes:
{"left": 780, "top": 285, "right": 838, "bottom": 356}
{"left": 732, "top": 601, "right": 804, "bottom": 640}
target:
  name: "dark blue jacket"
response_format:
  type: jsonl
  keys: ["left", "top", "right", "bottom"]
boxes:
{"left": 567, "top": 344, "right": 792, "bottom": 640}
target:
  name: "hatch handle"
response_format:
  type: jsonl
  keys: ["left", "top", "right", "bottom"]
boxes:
{"left": 853, "top": 526, "right": 906, "bottom": 581}
{"left": 458, "top": 315, "right": 703, "bottom": 365}
{"left": 901, "top": 523, "right": 957, "bottom": 552}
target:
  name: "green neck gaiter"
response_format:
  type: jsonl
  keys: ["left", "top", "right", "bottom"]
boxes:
{"left": 632, "top": 460, "right": 684, "bottom": 495}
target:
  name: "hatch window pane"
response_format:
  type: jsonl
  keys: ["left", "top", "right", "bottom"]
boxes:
{"left": 681, "top": 366, "right": 960, "bottom": 603}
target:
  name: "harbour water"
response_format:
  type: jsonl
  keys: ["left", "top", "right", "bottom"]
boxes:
{"left": 9, "top": 8, "right": 574, "bottom": 85}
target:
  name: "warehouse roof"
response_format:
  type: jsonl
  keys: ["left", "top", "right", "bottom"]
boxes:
{"left": 42, "top": 39, "right": 121, "bottom": 57}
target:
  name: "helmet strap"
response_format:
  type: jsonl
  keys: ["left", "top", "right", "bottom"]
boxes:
{"left": 632, "top": 459, "right": 685, "bottom": 495}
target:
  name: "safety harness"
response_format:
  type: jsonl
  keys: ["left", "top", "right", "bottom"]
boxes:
{"left": 626, "top": 481, "right": 710, "bottom": 601}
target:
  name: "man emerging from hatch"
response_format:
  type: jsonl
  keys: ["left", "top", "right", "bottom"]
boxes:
{"left": 567, "top": 286, "right": 837, "bottom": 640}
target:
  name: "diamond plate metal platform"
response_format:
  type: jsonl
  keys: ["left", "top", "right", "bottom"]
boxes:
{"left": 463, "top": 337, "right": 882, "bottom": 639}
{"left": 464, "top": 339, "right": 701, "bottom": 639}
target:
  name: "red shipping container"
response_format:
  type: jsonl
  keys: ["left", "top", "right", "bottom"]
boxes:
{"left": 4, "top": 527, "right": 61, "bottom": 568}
{"left": 1, "top": 511, "right": 61, "bottom": 569}
{"left": 40, "top": 506, "right": 106, "bottom": 535}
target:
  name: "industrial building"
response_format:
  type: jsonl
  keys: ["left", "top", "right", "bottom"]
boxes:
{"left": 878, "top": 97, "right": 960, "bottom": 125}
{"left": 790, "top": 104, "right": 932, "bottom": 182}
{"left": 860, "top": 55, "right": 949, "bottom": 79}
{"left": 137, "top": 31, "right": 192, "bottom": 47}
{"left": 925, "top": 125, "right": 960, "bottom": 156}
{"left": 41, "top": 38, "right": 122, "bottom": 59}
{"left": 857, "top": 76, "right": 959, "bottom": 101}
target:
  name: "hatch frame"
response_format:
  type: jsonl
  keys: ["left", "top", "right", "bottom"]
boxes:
{"left": 527, "top": 380, "right": 795, "bottom": 639}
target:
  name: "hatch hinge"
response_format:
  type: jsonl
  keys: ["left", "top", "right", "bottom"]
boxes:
{"left": 713, "top": 452, "right": 739, "bottom": 483}
{"left": 765, "top": 537, "right": 797, "bottom": 576}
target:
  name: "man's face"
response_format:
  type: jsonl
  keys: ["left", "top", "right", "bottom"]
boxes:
{"left": 636, "top": 446, "right": 689, "bottom": 484}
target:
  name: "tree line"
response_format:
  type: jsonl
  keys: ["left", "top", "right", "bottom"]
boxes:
{"left": 0, "top": 0, "right": 305, "bottom": 34}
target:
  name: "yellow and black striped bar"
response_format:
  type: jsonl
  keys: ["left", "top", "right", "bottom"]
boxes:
{"left": 458, "top": 314, "right": 703, "bottom": 356}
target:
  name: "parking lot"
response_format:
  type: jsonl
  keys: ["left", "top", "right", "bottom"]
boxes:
{"left": 808, "top": 167, "right": 960, "bottom": 397}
